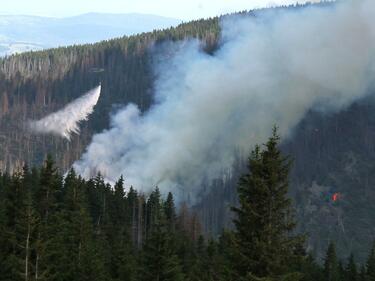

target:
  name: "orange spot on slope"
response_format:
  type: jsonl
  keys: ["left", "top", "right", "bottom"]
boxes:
{"left": 332, "top": 193, "right": 340, "bottom": 202}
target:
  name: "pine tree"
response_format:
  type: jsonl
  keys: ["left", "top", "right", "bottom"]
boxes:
{"left": 323, "top": 242, "right": 340, "bottom": 281}
{"left": 174, "top": 201, "right": 203, "bottom": 276}
{"left": 0, "top": 183, "right": 7, "bottom": 279}
{"left": 46, "top": 169, "right": 82, "bottom": 280}
{"left": 231, "top": 127, "right": 304, "bottom": 280}
{"left": 367, "top": 242, "right": 375, "bottom": 281}
{"left": 345, "top": 254, "right": 358, "bottom": 281}
{"left": 35, "top": 155, "right": 61, "bottom": 222}
{"left": 188, "top": 236, "right": 207, "bottom": 281}
{"left": 359, "top": 265, "right": 366, "bottom": 281}
{"left": 33, "top": 156, "right": 62, "bottom": 281}
{"left": 0, "top": 170, "right": 40, "bottom": 281}
{"left": 164, "top": 192, "right": 176, "bottom": 232}
{"left": 145, "top": 187, "right": 162, "bottom": 238}
{"left": 140, "top": 218, "right": 184, "bottom": 281}
{"left": 111, "top": 237, "right": 137, "bottom": 281}
{"left": 298, "top": 254, "right": 324, "bottom": 281}
{"left": 47, "top": 169, "right": 109, "bottom": 281}
{"left": 0, "top": 173, "right": 24, "bottom": 281}
{"left": 17, "top": 167, "right": 40, "bottom": 281}
{"left": 338, "top": 261, "right": 345, "bottom": 281}
{"left": 126, "top": 186, "right": 141, "bottom": 247}
{"left": 113, "top": 175, "right": 126, "bottom": 227}
{"left": 110, "top": 176, "right": 138, "bottom": 281}
{"left": 140, "top": 188, "right": 184, "bottom": 281}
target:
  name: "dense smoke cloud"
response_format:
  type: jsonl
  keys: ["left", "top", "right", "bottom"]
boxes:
{"left": 73, "top": 1, "right": 375, "bottom": 198}
{"left": 29, "top": 85, "right": 101, "bottom": 140}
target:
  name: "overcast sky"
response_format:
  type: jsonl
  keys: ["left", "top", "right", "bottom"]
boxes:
{"left": 0, "top": 0, "right": 319, "bottom": 20}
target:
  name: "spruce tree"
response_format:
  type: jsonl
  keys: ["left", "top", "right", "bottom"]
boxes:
{"left": 164, "top": 192, "right": 176, "bottom": 232}
{"left": 145, "top": 187, "right": 162, "bottom": 238}
{"left": 17, "top": 167, "right": 39, "bottom": 281}
{"left": 33, "top": 156, "right": 62, "bottom": 281}
{"left": 0, "top": 186, "right": 8, "bottom": 280}
{"left": 110, "top": 176, "right": 138, "bottom": 281}
{"left": 359, "top": 265, "right": 366, "bottom": 281}
{"left": 323, "top": 242, "right": 340, "bottom": 281}
{"left": 231, "top": 127, "right": 304, "bottom": 280}
{"left": 36, "top": 155, "right": 61, "bottom": 221}
{"left": 141, "top": 218, "right": 184, "bottom": 281}
{"left": 48, "top": 169, "right": 109, "bottom": 281}
{"left": 338, "top": 261, "right": 345, "bottom": 281}
{"left": 188, "top": 236, "right": 208, "bottom": 281}
{"left": 113, "top": 175, "right": 126, "bottom": 227}
{"left": 1, "top": 173, "right": 24, "bottom": 281}
{"left": 140, "top": 188, "right": 184, "bottom": 281}
{"left": 345, "top": 254, "right": 358, "bottom": 281}
{"left": 298, "top": 254, "right": 324, "bottom": 281}
{"left": 367, "top": 242, "right": 375, "bottom": 281}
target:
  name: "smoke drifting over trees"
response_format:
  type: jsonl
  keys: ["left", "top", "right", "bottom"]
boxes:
{"left": 73, "top": 1, "right": 375, "bottom": 198}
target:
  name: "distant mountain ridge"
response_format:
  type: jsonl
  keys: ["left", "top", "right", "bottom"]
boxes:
{"left": 0, "top": 13, "right": 181, "bottom": 56}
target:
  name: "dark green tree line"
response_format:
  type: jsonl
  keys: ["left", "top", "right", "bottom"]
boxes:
{"left": 0, "top": 130, "right": 374, "bottom": 280}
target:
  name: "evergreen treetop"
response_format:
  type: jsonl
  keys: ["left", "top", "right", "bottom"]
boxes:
{"left": 232, "top": 127, "right": 304, "bottom": 280}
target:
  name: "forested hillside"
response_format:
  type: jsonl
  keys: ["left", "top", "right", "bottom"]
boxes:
{"left": 1, "top": 132, "right": 373, "bottom": 281}
{"left": 0, "top": 1, "right": 374, "bottom": 261}
{"left": 0, "top": 15, "right": 220, "bottom": 172}
{"left": 196, "top": 98, "right": 375, "bottom": 261}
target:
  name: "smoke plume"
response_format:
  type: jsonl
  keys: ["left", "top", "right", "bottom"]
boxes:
{"left": 29, "top": 85, "right": 101, "bottom": 140}
{"left": 73, "top": 1, "right": 375, "bottom": 198}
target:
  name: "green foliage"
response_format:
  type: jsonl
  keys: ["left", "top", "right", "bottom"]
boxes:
{"left": 0, "top": 157, "right": 202, "bottom": 280}
{"left": 359, "top": 265, "right": 367, "bottom": 281}
{"left": 231, "top": 127, "right": 305, "bottom": 279}
{"left": 0, "top": 133, "right": 374, "bottom": 280}
{"left": 367, "top": 242, "right": 375, "bottom": 281}
{"left": 299, "top": 255, "right": 325, "bottom": 281}
{"left": 345, "top": 254, "right": 358, "bottom": 281}
{"left": 323, "top": 242, "right": 340, "bottom": 281}
{"left": 140, "top": 188, "right": 184, "bottom": 281}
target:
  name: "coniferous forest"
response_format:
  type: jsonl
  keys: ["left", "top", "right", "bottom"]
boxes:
{"left": 2, "top": 1, "right": 375, "bottom": 278}
{"left": 0, "top": 130, "right": 374, "bottom": 281}
{"left": 1, "top": 1, "right": 375, "bottom": 261}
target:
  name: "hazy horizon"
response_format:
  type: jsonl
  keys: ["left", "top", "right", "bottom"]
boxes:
{"left": 0, "top": 13, "right": 182, "bottom": 56}
{"left": 0, "top": 12, "right": 181, "bottom": 20}
{"left": 0, "top": 0, "right": 322, "bottom": 21}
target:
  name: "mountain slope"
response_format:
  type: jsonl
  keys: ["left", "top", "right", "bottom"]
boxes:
{"left": 0, "top": 1, "right": 373, "bottom": 261}
{"left": 0, "top": 13, "right": 181, "bottom": 56}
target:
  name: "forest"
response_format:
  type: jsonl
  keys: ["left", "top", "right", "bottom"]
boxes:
{"left": 0, "top": 130, "right": 374, "bottom": 281}
{"left": 0, "top": 0, "right": 375, "bottom": 265}
{"left": 0, "top": 2, "right": 321, "bottom": 172}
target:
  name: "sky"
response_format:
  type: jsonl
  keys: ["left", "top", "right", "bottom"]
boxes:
{"left": 0, "top": 0, "right": 319, "bottom": 20}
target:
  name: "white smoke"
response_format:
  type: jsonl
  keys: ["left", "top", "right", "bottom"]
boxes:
{"left": 29, "top": 85, "right": 101, "bottom": 140}
{"left": 73, "top": 1, "right": 375, "bottom": 198}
